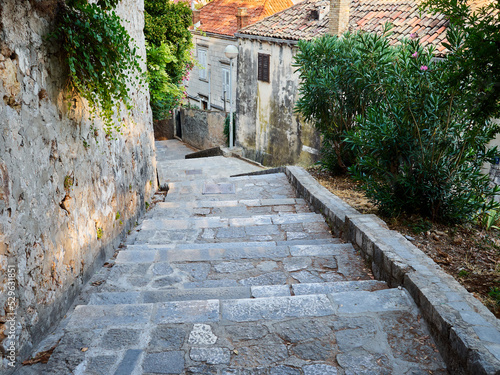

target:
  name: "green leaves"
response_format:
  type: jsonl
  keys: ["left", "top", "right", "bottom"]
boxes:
{"left": 296, "top": 25, "right": 500, "bottom": 223}
{"left": 50, "top": 0, "right": 143, "bottom": 137}
{"left": 144, "top": 0, "right": 194, "bottom": 120}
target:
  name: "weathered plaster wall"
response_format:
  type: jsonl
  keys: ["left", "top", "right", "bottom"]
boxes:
{"left": 179, "top": 107, "right": 226, "bottom": 150}
{"left": 236, "top": 38, "right": 320, "bottom": 167}
{"left": 186, "top": 32, "right": 237, "bottom": 111}
{"left": 0, "top": 0, "right": 156, "bottom": 370}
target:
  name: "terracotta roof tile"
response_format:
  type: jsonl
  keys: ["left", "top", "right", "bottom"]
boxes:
{"left": 198, "top": 0, "right": 293, "bottom": 36}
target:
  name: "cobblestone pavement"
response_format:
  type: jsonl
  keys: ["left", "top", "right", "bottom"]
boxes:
{"left": 17, "top": 140, "right": 448, "bottom": 374}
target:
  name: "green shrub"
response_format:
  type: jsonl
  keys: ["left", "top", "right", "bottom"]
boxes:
{"left": 344, "top": 33, "right": 499, "bottom": 223}
{"left": 50, "top": 1, "right": 143, "bottom": 136}
{"left": 294, "top": 27, "right": 393, "bottom": 173}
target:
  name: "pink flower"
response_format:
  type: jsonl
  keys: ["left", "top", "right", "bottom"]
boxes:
{"left": 420, "top": 65, "right": 428, "bottom": 71}
{"left": 411, "top": 51, "right": 418, "bottom": 58}
{"left": 410, "top": 33, "right": 417, "bottom": 39}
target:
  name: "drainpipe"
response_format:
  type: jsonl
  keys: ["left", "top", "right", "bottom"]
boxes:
{"left": 208, "top": 64, "right": 211, "bottom": 110}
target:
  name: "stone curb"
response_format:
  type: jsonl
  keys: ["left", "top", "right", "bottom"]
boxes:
{"left": 282, "top": 165, "right": 500, "bottom": 375}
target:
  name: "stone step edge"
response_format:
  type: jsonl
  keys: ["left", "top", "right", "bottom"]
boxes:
{"left": 87, "top": 280, "right": 389, "bottom": 305}
{"left": 66, "top": 288, "right": 412, "bottom": 330}
{"left": 114, "top": 243, "right": 355, "bottom": 263}
{"left": 122, "top": 238, "right": 342, "bottom": 251}
{"left": 154, "top": 197, "right": 307, "bottom": 209}
{"left": 284, "top": 165, "right": 500, "bottom": 374}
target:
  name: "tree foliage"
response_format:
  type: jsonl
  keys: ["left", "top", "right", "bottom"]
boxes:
{"left": 421, "top": 0, "right": 500, "bottom": 121}
{"left": 144, "top": 0, "right": 194, "bottom": 119}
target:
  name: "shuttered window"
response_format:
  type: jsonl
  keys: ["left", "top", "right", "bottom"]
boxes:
{"left": 198, "top": 48, "right": 208, "bottom": 80}
{"left": 257, "top": 53, "right": 270, "bottom": 83}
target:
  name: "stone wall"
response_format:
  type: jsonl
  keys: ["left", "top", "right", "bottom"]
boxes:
{"left": 179, "top": 107, "right": 227, "bottom": 150}
{"left": 236, "top": 37, "right": 321, "bottom": 167}
{"left": 0, "top": 0, "right": 156, "bottom": 371}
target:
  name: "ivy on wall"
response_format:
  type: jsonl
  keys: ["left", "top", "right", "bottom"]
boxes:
{"left": 49, "top": 0, "right": 143, "bottom": 137}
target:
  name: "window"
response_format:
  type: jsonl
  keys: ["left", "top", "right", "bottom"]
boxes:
{"left": 198, "top": 48, "right": 207, "bottom": 80}
{"left": 222, "top": 67, "right": 230, "bottom": 100}
{"left": 258, "top": 53, "right": 270, "bottom": 82}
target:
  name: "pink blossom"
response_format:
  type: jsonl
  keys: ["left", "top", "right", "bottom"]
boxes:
{"left": 411, "top": 51, "right": 418, "bottom": 58}
{"left": 420, "top": 65, "right": 428, "bottom": 71}
{"left": 410, "top": 33, "right": 417, "bottom": 39}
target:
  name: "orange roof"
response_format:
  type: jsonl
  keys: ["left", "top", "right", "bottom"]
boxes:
{"left": 198, "top": 0, "right": 294, "bottom": 36}
{"left": 237, "top": 0, "right": 496, "bottom": 53}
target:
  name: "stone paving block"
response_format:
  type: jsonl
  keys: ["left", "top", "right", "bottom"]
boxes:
{"left": 269, "top": 365, "right": 301, "bottom": 375}
{"left": 302, "top": 364, "right": 338, "bottom": 375}
{"left": 190, "top": 347, "right": 231, "bottom": 364}
{"left": 272, "top": 213, "right": 324, "bottom": 225}
{"left": 245, "top": 225, "right": 280, "bottom": 236}
{"left": 273, "top": 318, "right": 334, "bottom": 342}
{"left": 66, "top": 304, "right": 152, "bottom": 330}
{"left": 141, "top": 287, "right": 251, "bottom": 303}
{"left": 283, "top": 257, "right": 312, "bottom": 271}
{"left": 158, "top": 246, "right": 289, "bottom": 262}
{"left": 286, "top": 232, "right": 309, "bottom": 240}
{"left": 88, "top": 292, "right": 140, "bottom": 305}
{"left": 203, "top": 183, "right": 236, "bottom": 195}
{"left": 256, "top": 261, "right": 279, "bottom": 272}
{"left": 291, "top": 340, "right": 336, "bottom": 361}
{"left": 293, "top": 281, "right": 387, "bottom": 295}
{"left": 251, "top": 285, "right": 291, "bottom": 298}
{"left": 115, "top": 250, "right": 157, "bottom": 264}
{"left": 176, "top": 263, "right": 211, "bottom": 281}
{"left": 261, "top": 198, "right": 297, "bottom": 206}
{"left": 334, "top": 289, "right": 412, "bottom": 314}
{"left": 214, "top": 262, "right": 255, "bottom": 273}
{"left": 101, "top": 328, "right": 141, "bottom": 350}
{"left": 230, "top": 344, "right": 289, "bottom": 367}
{"left": 290, "top": 244, "right": 353, "bottom": 257}
{"left": 216, "top": 227, "right": 247, "bottom": 239}
{"left": 184, "top": 279, "right": 240, "bottom": 289}
{"left": 154, "top": 300, "right": 220, "bottom": 324}
{"left": 85, "top": 355, "right": 118, "bottom": 375}
{"left": 337, "top": 350, "right": 391, "bottom": 375}
{"left": 239, "top": 272, "right": 288, "bottom": 286}
{"left": 142, "top": 351, "right": 185, "bottom": 374}
{"left": 290, "top": 270, "right": 324, "bottom": 283}
{"left": 191, "top": 217, "right": 229, "bottom": 229}
{"left": 141, "top": 219, "right": 190, "bottom": 230}
{"left": 229, "top": 216, "right": 273, "bottom": 227}
{"left": 114, "top": 349, "right": 142, "bottom": 375}
{"left": 188, "top": 324, "right": 218, "bottom": 345}
{"left": 149, "top": 326, "right": 186, "bottom": 350}
{"left": 221, "top": 295, "right": 335, "bottom": 322}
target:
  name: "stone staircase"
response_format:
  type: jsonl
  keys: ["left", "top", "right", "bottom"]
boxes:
{"left": 19, "top": 141, "right": 447, "bottom": 374}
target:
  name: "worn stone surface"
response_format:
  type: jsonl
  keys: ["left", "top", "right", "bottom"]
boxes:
{"left": 0, "top": 0, "right": 156, "bottom": 369}
{"left": 19, "top": 141, "right": 449, "bottom": 374}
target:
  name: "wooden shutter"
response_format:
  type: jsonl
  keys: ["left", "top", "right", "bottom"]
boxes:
{"left": 258, "top": 53, "right": 270, "bottom": 83}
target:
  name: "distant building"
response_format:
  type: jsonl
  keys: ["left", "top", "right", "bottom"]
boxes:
{"left": 235, "top": 0, "right": 450, "bottom": 166}
{"left": 185, "top": 0, "right": 294, "bottom": 111}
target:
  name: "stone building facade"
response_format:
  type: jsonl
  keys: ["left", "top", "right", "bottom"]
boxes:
{"left": 0, "top": 0, "right": 156, "bottom": 370}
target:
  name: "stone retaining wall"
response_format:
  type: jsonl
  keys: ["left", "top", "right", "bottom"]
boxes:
{"left": 0, "top": 0, "right": 156, "bottom": 371}
{"left": 179, "top": 107, "right": 227, "bottom": 150}
{"left": 281, "top": 166, "right": 500, "bottom": 375}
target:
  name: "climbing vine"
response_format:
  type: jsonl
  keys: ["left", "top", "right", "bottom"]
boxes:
{"left": 49, "top": 0, "right": 143, "bottom": 136}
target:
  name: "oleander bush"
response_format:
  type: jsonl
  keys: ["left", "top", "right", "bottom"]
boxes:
{"left": 295, "top": 20, "right": 500, "bottom": 223}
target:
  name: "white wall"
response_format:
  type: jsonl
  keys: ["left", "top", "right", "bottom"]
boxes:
{"left": 186, "top": 32, "right": 238, "bottom": 112}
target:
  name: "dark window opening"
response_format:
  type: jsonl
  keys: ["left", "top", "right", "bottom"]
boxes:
{"left": 258, "top": 53, "right": 270, "bottom": 83}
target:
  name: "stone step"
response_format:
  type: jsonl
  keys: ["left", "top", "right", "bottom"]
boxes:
{"left": 122, "top": 238, "right": 343, "bottom": 251}
{"left": 68, "top": 288, "right": 413, "bottom": 330}
{"left": 163, "top": 173, "right": 296, "bottom": 202}
{"left": 138, "top": 212, "right": 326, "bottom": 231}
{"left": 115, "top": 243, "right": 355, "bottom": 263}
{"left": 146, "top": 198, "right": 310, "bottom": 218}
{"left": 88, "top": 280, "right": 388, "bottom": 305}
